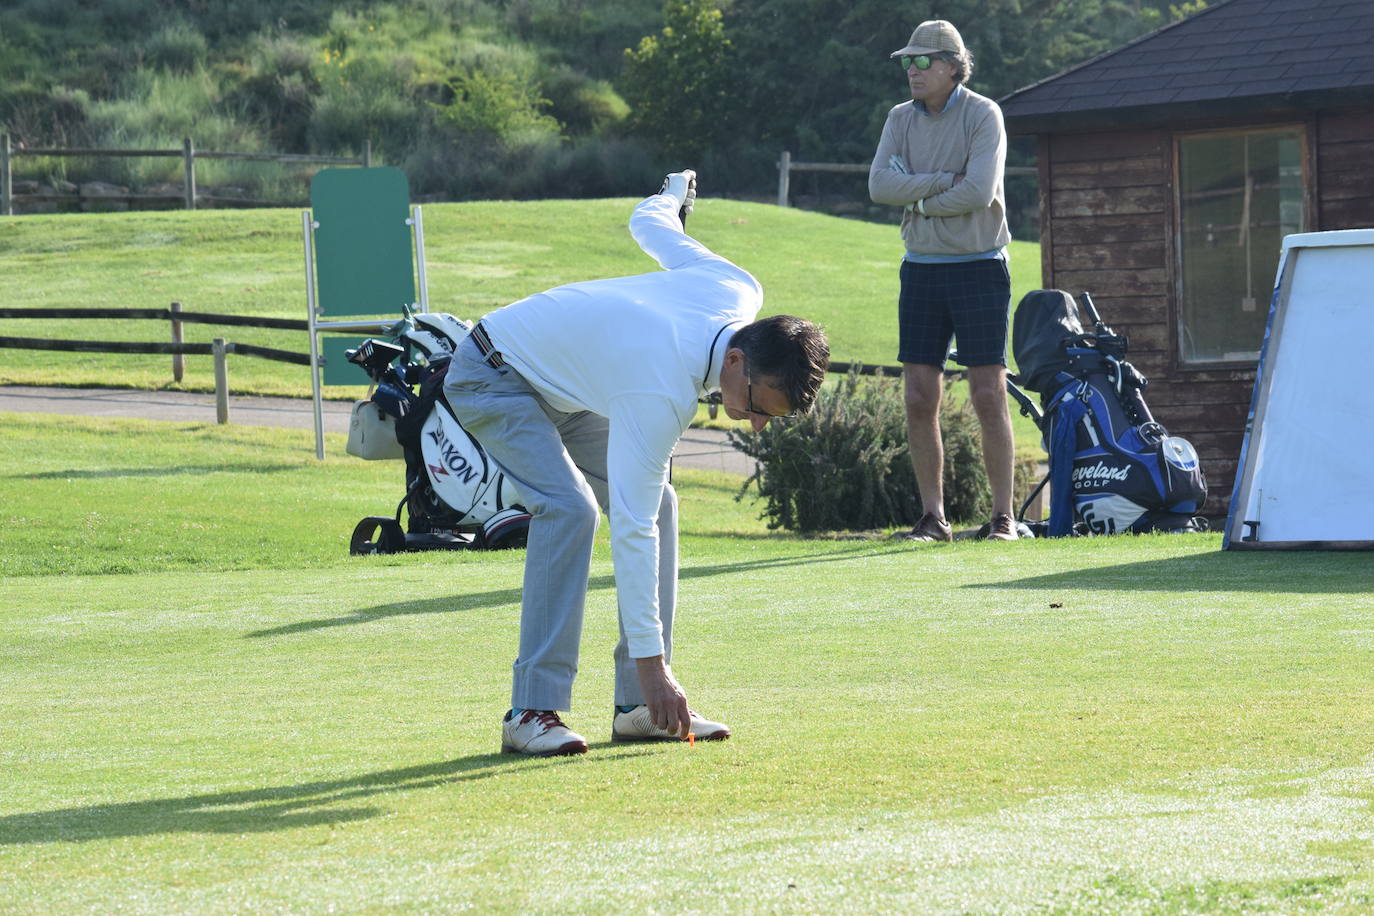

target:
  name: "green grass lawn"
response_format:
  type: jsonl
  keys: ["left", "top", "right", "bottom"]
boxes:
{"left": 0, "top": 198, "right": 1041, "bottom": 390}
{"left": 3, "top": 414, "right": 1372, "bottom": 913}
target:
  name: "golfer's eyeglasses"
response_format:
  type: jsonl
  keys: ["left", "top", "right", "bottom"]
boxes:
{"left": 743, "top": 356, "right": 800, "bottom": 423}
{"left": 900, "top": 54, "right": 937, "bottom": 71}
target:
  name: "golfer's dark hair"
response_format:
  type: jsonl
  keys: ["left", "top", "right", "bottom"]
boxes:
{"left": 730, "top": 315, "right": 829, "bottom": 414}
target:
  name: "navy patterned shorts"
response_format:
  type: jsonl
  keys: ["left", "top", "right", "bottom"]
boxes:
{"left": 897, "top": 258, "right": 1012, "bottom": 367}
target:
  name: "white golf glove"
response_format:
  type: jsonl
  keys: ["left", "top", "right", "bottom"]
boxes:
{"left": 659, "top": 169, "right": 697, "bottom": 220}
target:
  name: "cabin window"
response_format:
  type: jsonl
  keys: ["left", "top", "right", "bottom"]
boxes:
{"left": 1176, "top": 127, "right": 1306, "bottom": 364}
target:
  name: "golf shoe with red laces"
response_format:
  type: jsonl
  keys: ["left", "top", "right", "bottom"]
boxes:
{"left": 501, "top": 709, "right": 588, "bottom": 757}
{"left": 611, "top": 705, "right": 731, "bottom": 742}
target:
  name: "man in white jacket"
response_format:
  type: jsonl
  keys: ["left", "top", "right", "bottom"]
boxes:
{"left": 444, "top": 171, "right": 830, "bottom": 756}
{"left": 868, "top": 20, "right": 1017, "bottom": 543}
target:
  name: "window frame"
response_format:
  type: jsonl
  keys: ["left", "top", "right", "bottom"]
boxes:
{"left": 1171, "top": 122, "right": 1314, "bottom": 370}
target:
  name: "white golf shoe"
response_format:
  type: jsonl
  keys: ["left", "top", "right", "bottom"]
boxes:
{"left": 501, "top": 709, "right": 588, "bottom": 757}
{"left": 611, "top": 705, "right": 731, "bottom": 743}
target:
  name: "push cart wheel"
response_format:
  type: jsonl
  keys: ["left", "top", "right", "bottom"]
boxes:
{"left": 350, "top": 516, "right": 407, "bottom": 555}
{"left": 481, "top": 507, "right": 532, "bottom": 550}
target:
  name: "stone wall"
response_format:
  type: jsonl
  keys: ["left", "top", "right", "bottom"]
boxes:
{"left": 8, "top": 179, "right": 267, "bottom": 213}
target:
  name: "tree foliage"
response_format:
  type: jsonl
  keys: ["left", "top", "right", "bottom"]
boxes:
{"left": 0, "top": 0, "right": 1205, "bottom": 202}
{"left": 437, "top": 68, "right": 560, "bottom": 144}
{"left": 713, "top": 0, "right": 1205, "bottom": 164}
{"left": 620, "top": 0, "right": 735, "bottom": 162}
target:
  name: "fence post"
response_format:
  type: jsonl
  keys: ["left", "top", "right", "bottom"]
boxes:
{"left": 182, "top": 137, "right": 196, "bottom": 210}
{"left": 1026, "top": 480, "right": 1048, "bottom": 521}
{"left": 212, "top": 337, "right": 229, "bottom": 423}
{"left": 1, "top": 134, "right": 12, "bottom": 217}
{"left": 777, "top": 150, "right": 791, "bottom": 207}
{"left": 363, "top": 138, "right": 372, "bottom": 168}
{"left": 170, "top": 301, "right": 184, "bottom": 382}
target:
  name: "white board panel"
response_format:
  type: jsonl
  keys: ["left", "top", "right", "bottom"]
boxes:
{"left": 1225, "top": 230, "right": 1374, "bottom": 548}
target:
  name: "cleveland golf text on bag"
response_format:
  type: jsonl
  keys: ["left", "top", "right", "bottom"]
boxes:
{"left": 1009, "top": 290, "right": 1208, "bottom": 536}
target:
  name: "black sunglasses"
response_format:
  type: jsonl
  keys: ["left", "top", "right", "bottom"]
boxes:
{"left": 743, "top": 356, "right": 799, "bottom": 423}
{"left": 900, "top": 54, "right": 939, "bottom": 71}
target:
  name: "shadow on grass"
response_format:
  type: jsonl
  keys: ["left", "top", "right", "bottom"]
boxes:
{"left": 246, "top": 544, "right": 894, "bottom": 639}
{"left": 0, "top": 747, "right": 653, "bottom": 846}
{"left": 18, "top": 464, "right": 300, "bottom": 480}
{"left": 966, "top": 552, "right": 1373, "bottom": 594}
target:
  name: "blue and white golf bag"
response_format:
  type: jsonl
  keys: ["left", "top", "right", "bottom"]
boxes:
{"left": 1012, "top": 290, "right": 1207, "bottom": 536}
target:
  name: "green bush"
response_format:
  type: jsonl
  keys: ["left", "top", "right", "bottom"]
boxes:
{"left": 143, "top": 22, "right": 210, "bottom": 73}
{"left": 403, "top": 124, "right": 658, "bottom": 201}
{"left": 435, "top": 64, "right": 560, "bottom": 146}
{"left": 538, "top": 66, "right": 629, "bottom": 136}
{"left": 0, "top": 85, "right": 94, "bottom": 147}
{"left": 728, "top": 366, "right": 1008, "bottom": 533}
{"left": 219, "top": 35, "right": 321, "bottom": 151}
{"left": 309, "top": 54, "right": 427, "bottom": 159}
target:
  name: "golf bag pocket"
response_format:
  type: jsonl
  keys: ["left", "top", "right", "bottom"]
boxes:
{"left": 347, "top": 400, "right": 404, "bottom": 460}
{"left": 1158, "top": 435, "right": 1207, "bottom": 517}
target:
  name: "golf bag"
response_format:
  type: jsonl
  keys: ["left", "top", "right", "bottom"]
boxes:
{"left": 345, "top": 311, "right": 531, "bottom": 554}
{"left": 1010, "top": 290, "right": 1207, "bottom": 536}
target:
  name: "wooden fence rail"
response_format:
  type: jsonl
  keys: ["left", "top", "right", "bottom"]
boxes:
{"left": 0, "top": 304, "right": 319, "bottom": 423}
{"left": 0, "top": 135, "right": 370, "bottom": 215}
{"left": 776, "top": 149, "right": 1038, "bottom": 207}
{"left": 3, "top": 306, "right": 1015, "bottom": 439}
{"left": 0, "top": 306, "right": 309, "bottom": 331}
{"left": 5, "top": 306, "right": 912, "bottom": 379}
{"left": 0, "top": 336, "right": 309, "bottom": 365}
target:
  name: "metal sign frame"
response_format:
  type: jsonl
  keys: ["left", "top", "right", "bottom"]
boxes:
{"left": 302, "top": 167, "right": 429, "bottom": 458}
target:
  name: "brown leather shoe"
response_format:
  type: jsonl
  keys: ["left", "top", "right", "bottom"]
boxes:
{"left": 903, "top": 512, "right": 953, "bottom": 542}
{"left": 985, "top": 513, "right": 1017, "bottom": 541}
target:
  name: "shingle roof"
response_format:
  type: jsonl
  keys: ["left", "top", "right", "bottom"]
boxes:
{"left": 1000, "top": 0, "right": 1374, "bottom": 129}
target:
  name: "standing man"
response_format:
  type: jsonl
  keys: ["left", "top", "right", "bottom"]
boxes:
{"left": 868, "top": 20, "right": 1018, "bottom": 542}
{"left": 444, "top": 171, "right": 830, "bottom": 756}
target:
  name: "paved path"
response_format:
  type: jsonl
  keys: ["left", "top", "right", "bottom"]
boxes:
{"left": 0, "top": 385, "right": 757, "bottom": 476}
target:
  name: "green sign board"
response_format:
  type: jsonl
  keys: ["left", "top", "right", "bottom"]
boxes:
{"left": 310, "top": 167, "right": 416, "bottom": 317}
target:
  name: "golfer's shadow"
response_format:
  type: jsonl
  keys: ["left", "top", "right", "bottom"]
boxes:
{"left": 0, "top": 747, "right": 650, "bottom": 846}
{"left": 247, "top": 544, "right": 892, "bottom": 640}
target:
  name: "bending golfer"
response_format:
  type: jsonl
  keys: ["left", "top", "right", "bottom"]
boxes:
{"left": 443, "top": 171, "right": 829, "bottom": 756}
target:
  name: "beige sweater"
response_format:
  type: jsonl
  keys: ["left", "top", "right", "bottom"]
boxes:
{"left": 868, "top": 87, "right": 1010, "bottom": 257}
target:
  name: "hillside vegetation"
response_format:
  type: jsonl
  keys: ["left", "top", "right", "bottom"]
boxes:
{"left": 1, "top": 0, "right": 1201, "bottom": 214}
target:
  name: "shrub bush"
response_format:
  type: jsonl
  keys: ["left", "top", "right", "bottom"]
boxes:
{"left": 728, "top": 366, "right": 1034, "bottom": 534}
{"left": 0, "top": 85, "right": 94, "bottom": 147}
{"left": 309, "top": 54, "right": 427, "bottom": 160}
{"left": 436, "top": 66, "right": 559, "bottom": 144}
{"left": 143, "top": 22, "right": 210, "bottom": 73}
{"left": 538, "top": 66, "right": 629, "bottom": 136}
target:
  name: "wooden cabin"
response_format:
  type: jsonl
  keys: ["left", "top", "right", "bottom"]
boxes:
{"left": 999, "top": 0, "right": 1374, "bottom": 515}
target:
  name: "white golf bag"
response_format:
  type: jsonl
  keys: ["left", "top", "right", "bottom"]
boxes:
{"left": 346, "top": 312, "right": 531, "bottom": 554}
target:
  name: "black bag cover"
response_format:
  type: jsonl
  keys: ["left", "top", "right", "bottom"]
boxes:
{"left": 1012, "top": 289, "right": 1085, "bottom": 395}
